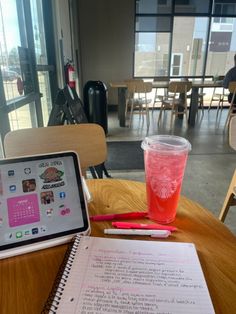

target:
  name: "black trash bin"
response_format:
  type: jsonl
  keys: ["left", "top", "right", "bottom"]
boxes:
{"left": 83, "top": 81, "right": 108, "bottom": 134}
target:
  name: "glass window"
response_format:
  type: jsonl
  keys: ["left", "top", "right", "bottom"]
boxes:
{"left": 213, "top": 1, "right": 236, "bottom": 16}
{"left": 136, "top": 16, "right": 171, "bottom": 32}
{"left": 172, "top": 17, "right": 208, "bottom": 76}
{"left": 8, "top": 103, "right": 36, "bottom": 130}
{"left": 174, "top": 0, "right": 211, "bottom": 14}
{"left": 38, "top": 71, "right": 52, "bottom": 126}
{"left": 134, "top": 32, "right": 170, "bottom": 77}
{"left": 0, "top": 0, "right": 23, "bottom": 101}
{"left": 136, "top": 0, "right": 172, "bottom": 14}
{"left": 30, "top": 0, "right": 48, "bottom": 65}
{"left": 205, "top": 17, "right": 236, "bottom": 76}
{"left": 31, "top": 0, "right": 52, "bottom": 126}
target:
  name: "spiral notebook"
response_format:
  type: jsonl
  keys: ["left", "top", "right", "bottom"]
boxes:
{"left": 43, "top": 236, "right": 215, "bottom": 314}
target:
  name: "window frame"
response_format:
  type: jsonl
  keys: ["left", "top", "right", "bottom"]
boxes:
{"left": 134, "top": 0, "right": 236, "bottom": 79}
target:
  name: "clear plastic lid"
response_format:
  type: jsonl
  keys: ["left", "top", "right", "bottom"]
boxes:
{"left": 141, "top": 135, "right": 191, "bottom": 153}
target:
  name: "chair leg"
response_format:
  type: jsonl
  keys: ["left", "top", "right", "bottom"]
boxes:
{"left": 217, "top": 97, "right": 222, "bottom": 114}
{"left": 208, "top": 87, "right": 217, "bottom": 111}
{"left": 224, "top": 106, "right": 233, "bottom": 130}
{"left": 208, "top": 96, "right": 213, "bottom": 111}
{"left": 125, "top": 99, "right": 129, "bottom": 119}
{"left": 219, "top": 170, "right": 236, "bottom": 222}
{"left": 129, "top": 101, "right": 134, "bottom": 128}
{"left": 145, "top": 107, "right": 150, "bottom": 129}
{"left": 170, "top": 108, "right": 174, "bottom": 127}
{"left": 185, "top": 110, "right": 188, "bottom": 125}
{"left": 158, "top": 104, "right": 164, "bottom": 123}
{"left": 200, "top": 96, "right": 204, "bottom": 113}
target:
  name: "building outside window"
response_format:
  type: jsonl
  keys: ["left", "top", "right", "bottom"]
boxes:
{"left": 134, "top": 0, "right": 236, "bottom": 79}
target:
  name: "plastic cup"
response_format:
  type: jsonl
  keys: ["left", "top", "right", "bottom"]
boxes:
{"left": 141, "top": 135, "right": 191, "bottom": 224}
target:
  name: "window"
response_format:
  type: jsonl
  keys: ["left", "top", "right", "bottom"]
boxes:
{"left": 213, "top": 1, "right": 236, "bottom": 16}
{"left": 174, "top": 0, "right": 211, "bottom": 14}
{"left": 0, "top": 0, "right": 57, "bottom": 152}
{"left": 134, "top": 32, "right": 170, "bottom": 77}
{"left": 136, "top": 0, "right": 172, "bottom": 14}
{"left": 0, "top": 0, "right": 24, "bottom": 101}
{"left": 205, "top": 17, "right": 236, "bottom": 76}
{"left": 172, "top": 17, "right": 208, "bottom": 76}
{"left": 134, "top": 0, "right": 236, "bottom": 78}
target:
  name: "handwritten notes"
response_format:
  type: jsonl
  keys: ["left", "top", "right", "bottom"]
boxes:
{"left": 55, "top": 237, "right": 215, "bottom": 314}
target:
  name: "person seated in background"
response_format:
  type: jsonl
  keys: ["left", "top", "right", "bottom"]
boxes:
{"left": 223, "top": 54, "right": 236, "bottom": 110}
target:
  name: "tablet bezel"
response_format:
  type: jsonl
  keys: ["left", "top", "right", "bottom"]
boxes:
{"left": 0, "top": 151, "right": 90, "bottom": 259}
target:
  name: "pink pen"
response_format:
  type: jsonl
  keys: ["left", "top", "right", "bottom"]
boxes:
{"left": 90, "top": 212, "right": 148, "bottom": 221}
{"left": 112, "top": 222, "right": 177, "bottom": 232}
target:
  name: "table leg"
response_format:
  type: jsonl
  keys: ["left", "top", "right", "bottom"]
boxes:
{"left": 189, "top": 86, "right": 199, "bottom": 127}
{"left": 118, "top": 87, "right": 126, "bottom": 127}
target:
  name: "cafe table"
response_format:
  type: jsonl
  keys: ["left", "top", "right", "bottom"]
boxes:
{"left": 110, "top": 80, "right": 223, "bottom": 127}
{"left": 0, "top": 179, "right": 236, "bottom": 314}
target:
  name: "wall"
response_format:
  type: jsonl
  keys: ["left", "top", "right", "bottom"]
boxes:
{"left": 77, "top": 0, "right": 134, "bottom": 105}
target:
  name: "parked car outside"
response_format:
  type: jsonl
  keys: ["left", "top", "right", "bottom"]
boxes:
{"left": 1, "top": 68, "right": 19, "bottom": 81}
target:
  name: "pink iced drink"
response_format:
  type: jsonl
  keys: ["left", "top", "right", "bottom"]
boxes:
{"left": 142, "top": 136, "right": 190, "bottom": 224}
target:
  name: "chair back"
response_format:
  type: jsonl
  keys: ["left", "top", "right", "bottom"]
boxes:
{"left": 4, "top": 124, "right": 107, "bottom": 176}
{"left": 168, "top": 81, "right": 192, "bottom": 94}
{"left": 229, "top": 116, "right": 236, "bottom": 150}
{"left": 135, "top": 81, "right": 153, "bottom": 93}
{"left": 125, "top": 79, "right": 143, "bottom": 93}
{"left": 228, "top": 81, "right": 236, "bottom": 94}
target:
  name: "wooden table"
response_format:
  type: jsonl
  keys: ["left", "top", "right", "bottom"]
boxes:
{"left": 110, "top": 81, "right": 223, "bottom": 127}
{"left": 1, "top": 179, "right": 236, "bottom": 314}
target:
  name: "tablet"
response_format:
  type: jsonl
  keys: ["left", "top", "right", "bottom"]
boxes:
{"left": 0, "top": 151, "right": 90, "bottom": 259}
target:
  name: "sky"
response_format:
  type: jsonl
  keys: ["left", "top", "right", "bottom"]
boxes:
{"left": 0, "top": 0, "right": 20, "bottom": 52}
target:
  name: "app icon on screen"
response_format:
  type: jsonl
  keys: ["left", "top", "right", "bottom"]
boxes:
{"left": 41, "top": 191, "right": 54, "bottom": 205}
{"left": 24, "top": 168, "right": 31, "bottom": 175}
{"left": 22, "top": 179, "right": 36, "bottom": 192}
{"left": 40, "top": 226, "right": 47, "bottom": 233}
{"left": 9, "top": 185, "right": 16, "bottom": 192}
{"left": 59, "top": 191, "right": 66, "bottom": 199}
{"left": 46, "top": 208, "right": 53, "bottom": 217}
{"left": 16, "top": 231, "right": 23, "bottom": 238}
{"left": 24, "top": 230, "right": 30, "bottom": 236}
{"left": 4, "top": 233, "right": 13, "bottom": 241}
{"left": 32, "top": 227, "right": 39, "bottom": 235}
{"left": 8, "top": 170, "right": 15, "bottom": 176}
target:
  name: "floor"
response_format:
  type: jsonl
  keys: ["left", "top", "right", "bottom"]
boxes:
{"left": 104, "top": 107, "right": 236, "bottom": 235}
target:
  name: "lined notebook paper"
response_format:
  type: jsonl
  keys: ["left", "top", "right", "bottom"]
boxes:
{"left": 45, "top": 236, "right": 215, "bottom": 314}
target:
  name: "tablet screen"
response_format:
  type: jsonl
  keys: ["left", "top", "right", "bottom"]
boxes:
{"left": 0, "top": 152, "right": 89, "bottom": 255}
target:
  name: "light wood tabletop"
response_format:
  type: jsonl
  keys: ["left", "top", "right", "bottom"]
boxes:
{"left": 1, "top": 179, "right": 236, "bottom": 314}
{"left": 110, "top": 80, "right": 222, "bottom": 89}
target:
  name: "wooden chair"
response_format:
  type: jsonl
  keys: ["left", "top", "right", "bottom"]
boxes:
{"left": 208, "top": 76, "right": 228, "bottom": 112}
{"left": 158, "top": 81, "right": 192, "bottom": 126}
{"left": 229, "top": 115, "right": 236, "bottom": 150}
{"left": 224, "top": 81, "right": 236, "bottom": 129}
{"left": 125, "top": 80, "right": 152, "bottom": 128}
{"left": 124, "top": 79, "right": 143, "bottom": 120}
{"left": 219, "top": 116, "right": 236, "bottom": 222}
{"left": 4, "top": 124, "right": 107, "bottom": 178}
{"left": 152, "top": 77, "right": 170, "bottom": 110}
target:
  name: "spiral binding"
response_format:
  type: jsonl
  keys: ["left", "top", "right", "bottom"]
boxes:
{"left": 41, "top": 235, "right": 81, "bottom": 314}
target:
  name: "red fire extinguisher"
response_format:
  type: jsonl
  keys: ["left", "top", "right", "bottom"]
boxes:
{"left": 65, "top": 61, "right": 76, "bottom": 89}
